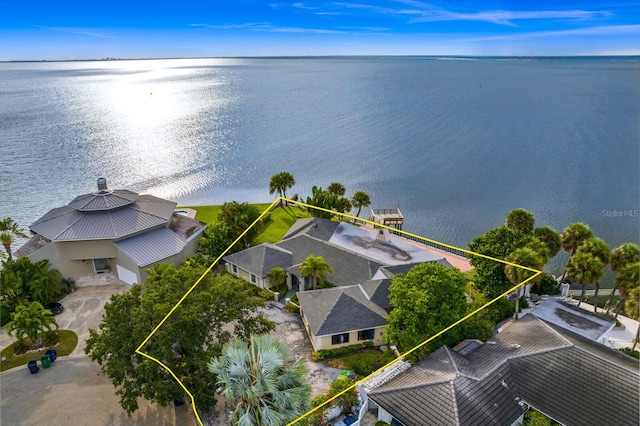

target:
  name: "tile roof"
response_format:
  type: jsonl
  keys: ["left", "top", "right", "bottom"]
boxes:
{"left": 368, "top": 315, "right": 640, "bottom": 426}
{"left": 222, "top": 244, "right": 293, "bottom": 277}
{"left": 297, "top": 286, "right": 388, "bottom": 336}
{"left": 281, "top": 217, "right": 340, "bottom": 241}
{"left": 114, "top": 227, "right": 186, "bottom": 267}
{"left": 276, "top": 234, "right": 385, "bottom": 287}
{"left": 359, "top": 279, "right": 393, "bottom": 311}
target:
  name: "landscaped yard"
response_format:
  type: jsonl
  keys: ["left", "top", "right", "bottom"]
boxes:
{"left": 180, "top": 203, "right": 310, "bottom": 244}
{"left": 0, "top": 330, "right": 78, "bottom": 372}
{"left": 325, "top": 349, "right": 397, "bottom": 377}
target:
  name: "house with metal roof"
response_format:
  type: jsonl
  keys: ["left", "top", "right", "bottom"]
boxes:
{"left": 17, "top": 178, "right": 206, "bottom": 285}
{"left": 364, "top": 314, "right": 639, "bottom": 426}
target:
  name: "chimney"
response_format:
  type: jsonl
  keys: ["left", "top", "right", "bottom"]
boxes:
{"left": 97, "top": 178, "right": 107, "bottom": 191}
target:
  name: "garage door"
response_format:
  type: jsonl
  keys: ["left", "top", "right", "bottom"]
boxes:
{"left": 116, "top": 264, "right": 138, "bottom": 285}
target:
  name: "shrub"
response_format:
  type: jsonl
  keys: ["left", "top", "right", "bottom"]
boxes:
{"left": 312, "top": 342, "right": 374, "bottom": 361}
{"left": 532, "top": 273, "right": 560, "bottom": 295}
{"left": 0, "top": 306, "right": 10, "bottom": 326}
{"left": 351, "top": 354, "right": 379, "bottom": 376}
{"left": 489, "top": 297, "right": 515, "bottom": 323}
{"left": 13, "top": 339, "right": 29, "bottom": 355}
{"left": 43, "top": 330, "right": 60, "bottom": 347}
{"left": 618, "top": 347, "right": 640, "bottom": 359}
{"left": 258, "top": 288, "right": 274, "bottom": 300}
{"left": 376, "top": 422, "right": 391, "bottom": 426}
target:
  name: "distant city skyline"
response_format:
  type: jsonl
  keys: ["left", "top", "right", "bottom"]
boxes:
{"left": 2, "top": 0, "right": 639, "bottom": 61}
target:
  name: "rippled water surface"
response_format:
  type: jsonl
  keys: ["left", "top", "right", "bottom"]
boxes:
{"left": 1, "top": 57, "right": 638, "bottom": 276}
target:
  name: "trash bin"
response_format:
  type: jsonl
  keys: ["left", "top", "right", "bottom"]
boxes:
{"left": 41, "top": 355, "right": 51, "bottom": 369}
{"left": 45, "top": 349, "right": 57, "bottom": 363}
{"left": 28, "top": 360, "right": 39, "bottom": 374}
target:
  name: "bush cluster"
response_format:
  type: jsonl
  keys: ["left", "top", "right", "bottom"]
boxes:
{"left": 311, "top": 341, "right": 374, "bottom": 361}
{"left": 43, "top": 330, "right": 60, "bottom": 347}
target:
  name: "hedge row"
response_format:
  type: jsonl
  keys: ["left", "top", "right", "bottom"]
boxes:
{"left": 312, "top": 341, "right": 374, "bottom": 361}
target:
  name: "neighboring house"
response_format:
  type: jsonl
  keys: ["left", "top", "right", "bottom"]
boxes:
{"left": 364, "top": 314, "right": 639, "bottom": 426}
{"left": 17, "top": 178, "right": 206, "bottom": 285}
{"left": 224, "top": 217, "right": 452, "bottom": 350}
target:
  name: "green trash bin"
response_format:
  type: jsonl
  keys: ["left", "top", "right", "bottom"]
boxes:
{"left": 41, "top": 355, "right": 51, "bottom": 369}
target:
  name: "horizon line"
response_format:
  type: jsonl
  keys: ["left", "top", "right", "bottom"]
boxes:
{"left": 3, "top": 54, "right": 640, "bottom": 63}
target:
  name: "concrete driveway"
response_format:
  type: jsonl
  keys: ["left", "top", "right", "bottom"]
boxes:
{"left": 0, "top": 356, "right": 197, "bottom": 426}
{"left": 0, "top": 282, "right": 131, "bottom": 356}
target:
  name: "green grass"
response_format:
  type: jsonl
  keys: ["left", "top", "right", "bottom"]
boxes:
{"left": 179, "top": 203, "right": 310, "bottom": 244}
{"left": 0, "top": 330, "right": 78, "bottom": 372}
{"left": 253, "top": 205, "right": 310, "bottom": 245}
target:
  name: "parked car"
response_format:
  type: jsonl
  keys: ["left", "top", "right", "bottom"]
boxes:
{"left": 44, "top": 302, "right": 64, "bottom": 315}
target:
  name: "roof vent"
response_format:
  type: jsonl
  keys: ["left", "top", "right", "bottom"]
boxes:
{"left": 97, "top": 178, "right": 108, "bottom": 191}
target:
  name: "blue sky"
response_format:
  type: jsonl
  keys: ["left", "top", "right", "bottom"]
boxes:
{"left": 2, "top": 0, "right": 639, "bottom": 60}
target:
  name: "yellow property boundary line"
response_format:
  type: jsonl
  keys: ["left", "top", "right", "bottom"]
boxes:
{"left": 133, "top": 197, "right": 541, "bottom": 425}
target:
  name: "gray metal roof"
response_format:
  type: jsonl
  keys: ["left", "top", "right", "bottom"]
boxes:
{"left": 114, "top": 227, "right": 186, "bottom": 267}
{"left": 68, "top": 189, "right": 138, "bottom": 211}
{"left": 29, "top": 194, "right": 176, "bottom": 241}
{"left": 297, "top": 285, "right": 388, "bottom": 336}
{"left": 368, "top": 315, "right": 640, "bottom": 426}
{"left": 223, "top": 244, "right": 293, "bottom": 277}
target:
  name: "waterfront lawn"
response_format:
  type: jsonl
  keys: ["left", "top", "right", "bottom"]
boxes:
{"left": 180, "top": 203, "right": 274, "bottom": 225}
{"left": 253, "top": 205, "right": 310, "bottom": 244}
{"left": 180, "top": 203, "right": 310, "bottom": 244}
{"left": 0, "top": 330, "right": 78, "bottom": 372}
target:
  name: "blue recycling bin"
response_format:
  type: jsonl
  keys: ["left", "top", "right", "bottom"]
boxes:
{"left": 45, "top": 349, "right": 57, "bottom": 362}
{"left": 28, "top": 360, "right": 39, "bottom": 374}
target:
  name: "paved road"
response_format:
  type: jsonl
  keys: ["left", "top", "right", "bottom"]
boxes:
{"left": 0, "top": 356, "right": 197, "bottom": 426}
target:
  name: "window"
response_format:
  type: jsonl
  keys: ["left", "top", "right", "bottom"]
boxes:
{"left": 93, "top": 258, "right": 109, "bottom": 273}
{"left": 358, "top": 329, "right": 375, "bottom": 341}
{"left": 250, "top": 274, "right": 256, "bottom": 284}
{"left": 232, "top": 265, "right": 238, "bottom": 274}
{"left": 331, "top": 333, "right": 350, "bottom": 345}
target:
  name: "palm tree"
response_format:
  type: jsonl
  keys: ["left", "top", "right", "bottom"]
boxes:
{"left": 6, "top": 301, "right": 59, "bottom": 349}
{"left": 300, "top": 254, "right": 333, "bottom": 290}
{"left": 327, "top": 182, "right": 346, "bottom": 196}
{"left": 576, "top": 237, "right": 611, "bottom": 312}
{"left": 351, "top": 190, "right": 371, "bottom": 218}
{"left": 614, "top": 262, "right": 640, "bottom": 320}
{"left": 525, "top": 238, "right": 551, "bottom": 264}
{"left": 0, "top": 217, "right": 28, "bottom": 260}
{"left": 266, "top": 267, "right": 287, "bottom": 290}
{"left": 534, "top": 226, "right": 561, "bottom": 258}
{"left": 269, "top": 172, "right": 295, "bottom": 205}
{"left": 208, "top": 334, "right": 311, "bottom": 426}
{"left": 505, "top": 209, "right": 535, "bottom": 234}
{"left": 566, "top": 252, "right": 604, "bottom": 308}
{"left": 559, "top": 222, "right": 593, "bottom": 282}
{"left": 505, "top": 247, "right": 543, "bottom": 319}
{"left": 607, "top": 243, "right": 640, "bottom": 315}
{"left": 625, "top": 286, "right": 640, "bottom": 352}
